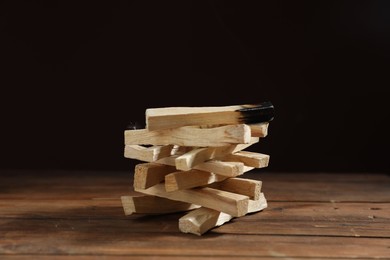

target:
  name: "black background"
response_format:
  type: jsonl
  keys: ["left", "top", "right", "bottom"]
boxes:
{"left": 1, "top": 0, "right": 389, "bottom": 172}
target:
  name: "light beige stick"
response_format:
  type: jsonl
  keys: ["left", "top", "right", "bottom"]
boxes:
{"left": 124, "top": 145, "right": 174, "bottom": 162}
{"left": 249, "top": 123, "right": 269, "bottom": 137}
{"left": 134, "top": 163, "right": 177, "bottom": 189}
{"left": 121, "top": 195, "right": 199, "bottom": 215}
{"left": 175, "top": 137, "right": 259, "bottom": 171}
{"left": 209, "top": 178, "right": 262, "bottom": 200}
{"left": 178, "top": 193, "right": 267, "bottom": 235}
{"left": 158, "top": 156, "right": 246, "bottom": 177}
{"left": 165, "top": 170, "right": 229, "bottom": 192}
{"left": 125, "top": 124, "right": 251, "bottom": 147}
{"left": 135, "top": 183, "right": 249, "bottom": 217}
{"left": 146, "top": 103, "right": 273, "bottom": 130}
{"left": 178, "top": 207, "right": 233, "bottom": 236}
{"left": 222, "top": 151, "right": 270, "bottom": 168}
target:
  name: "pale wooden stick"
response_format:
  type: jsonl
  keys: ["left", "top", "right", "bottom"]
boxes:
{"left": 158, "top": 155, "right": 246, "bottom": 177}
{"left": 209, "top": 178, "right": 262, "bottom": 200}
{"left": 178, "top": 193, "right": 267, "bottom": 235}
{"left": 124, "top": 145, "right": 174, "bottom": 162}
{"left": 146, "top": 103, "right": 274, "bottom": 130}
{"left": 175, "top": 137, "right": 259, "bottom": 171}
{"left": 125, "top": 124, "right": 251, "bottom": 147}
{"left": 222, "top": 151, "right": 269, "bottom": 168}
{"left": 178, "top": 207, "right": 233, "bottom": 236}
{"left": 135, "top": 183, "right": 249, "bottom": 217}
{"left": 249, "top": 123, "right": 269, "bottom": 137}
{"left": 121, "top": 195, "right": 199, "bottom": 215}
{"left": 164, "top": 170, "right": 229, "bottom": 192}
{"left": 134, "top": 163, "right": 177, "bottom": 189}
{"left": 248, "top": 193, "right": 268, "bottom": 213}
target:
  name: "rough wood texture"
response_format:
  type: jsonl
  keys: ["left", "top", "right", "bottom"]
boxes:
{"left": 135, "top": 183, "right": 249, "bottom": 217}
{"left": 121, "top": 195, "right": 198, "bottom": 215}
{"left": 249, "top": 123, "right": 268, "bottom": 137}
{"left": 1, "top": 170, "right": 390, "bottom": 259}
{"left": 179, "top": 207, "right": 233, "bottom": 236}
{"left": 175, "top": 137, "right": 259, "bottom": 171}
{"left": 222, "top": 151, "right": 270, "bottom": 168}
{"left": 165, "top": 170, "right": 229, "bottom": 192}
{"left": 179, "top": 193, "right": 267, "bottom": 236}
{"left": 125, "top": 124, "right": 251, "bottom": 147}
{"left": 209, "top": 178, "right": 262, "bottom": 200}
{"left": 124, "top": 145, "right": 174, "bottom": 162}
{"left": 146, "top": 103, "right": 273, "bottom": 131}
{"left": 157, "top": 156, "right": 246, "bottom": 177}
{"left": 134, "top": 163, "right": 176, "bottom": 189}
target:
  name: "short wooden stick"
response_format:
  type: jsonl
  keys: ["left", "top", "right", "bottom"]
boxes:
{"left": 121, "top": 195, "right": 199, "bottom": 215}
{"left": 135, "top": 183, "right": 249, "bottom": 217}
{"left": 175, "top": 137, "right": 259, "bottom": 171}
{"left": 134, "top": 163, "right": 177, "bottom": 189}
{"left": 249, "top": 123, "right": 269, "bottom": 137}
{"left": 209, "top": 178, "right": 262, "bottom": 200}
{"left": 165, "top": 170, "right": 229, "bottom": 192}
{"left": 124, "top": 145, "right": 174, "bottom": 162}
{"left": 178, "top": 193, "right": 267, "bottom": 235}
{"left": 157, "top": 156, "right": 246, "bottom": 177}
{"left": 222, "top": 151, "right": 270, "bottom": 168}
{"left": 125, "top": 124, "right": 251, "bottom": 147}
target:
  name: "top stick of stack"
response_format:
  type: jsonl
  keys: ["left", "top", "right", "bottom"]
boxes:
{"left": 146, "top": 101, "right": 274, "bottom": 131}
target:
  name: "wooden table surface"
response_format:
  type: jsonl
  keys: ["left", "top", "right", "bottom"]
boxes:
{"left": 1, "top": 170, "right": 389, "bottom": 259}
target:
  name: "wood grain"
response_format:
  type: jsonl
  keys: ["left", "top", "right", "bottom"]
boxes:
{"left": 175, "top": 137, "right": 259, "bottom": 171}
{"left": 1, "top": 171, "right": 390, "bottom": 259}
{"left": 135, "top": 183, "right": 249, "bottom": 217}
{"left": 125, "top": 124, "right": 251, "bottom": 147}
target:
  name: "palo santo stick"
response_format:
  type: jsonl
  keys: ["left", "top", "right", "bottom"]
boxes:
{"left": 179, "top": 193, "right": 267, "bottom": 235}
{"left": 146, "top": 102, "right": 274, "bottom": 130}
{"left": 178, "top": 207, "right": 233, "bottom": 236}
{"left": 165, "top": 170, "right": 229, "bottom": 192}
{"left": 175, "top": 137, "right": 259, "bottom": 171}
{"left": 124, "top": 145, "right": 174, "bottom": 162}
{"left": 125, "top": 124, "right": 251, "bottom": 147}
{"left": 249, "top": 123, "right": 269, "bottom": 137}
{"left": 209, "top": 178, "right": 262, "bottom": 200}
{"left": 135, "top": 183, "right": 249, "bottom": 217}
{"left": 248, "top": 193, "right": 268, "bottom": 213}
{"left": 121, "top": 195, "right": 199, "bottom": 215}
{"left": 158, "top": 156, "right": 246, "bottom": 177}
{"left": 222, "top": 151, "right": 270, "bottom": 168}
{"left": 134, "top": 163, "right": 177, "bottom": 189}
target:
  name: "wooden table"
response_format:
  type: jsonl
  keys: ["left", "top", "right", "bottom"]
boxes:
{"left": 1, "top": 170, "right": 389, "bottom": 259}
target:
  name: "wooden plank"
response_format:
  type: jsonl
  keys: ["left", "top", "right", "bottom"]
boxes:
{"left": 146, "top": 102, "right": 274, "bottom": 130}
{"left": 135, "top": 183, "right": 249, "bottom": 217}
{"left": 249, "top": 123, "right": 268, "bottom": 137}
{"left": 125, "top": 124, "right": 251, "bottom": 147}
{"left": 121, "top": 195, "right": 198, "bottom": 215}
{"left": 175, "top": 137, "right": 259, "bottom": 171}
{"left": 2, "top": 219, "right": 389, "bottom": 258}
{"left": 222, "top": 151, "right": 269, "bottom": 168}
{"left": 209, "top": 178, "right": 262, "bottom": 200}
{"left": 157, "top": 156, "right": 247, "bottom": 177}
{"left": 1, "top": 200, "right": 389, "bottom": 237}
{"left": 179, "top": 193, "right": 267, "bottom": 235}
{"left": 134, "top": 163, "right": 176, "bottom": 189}
{"left": 165, "top": 170, "right": 229, "bottom": 192}
{"left": 124, "top": 145, "right": 174, "bottom": 162}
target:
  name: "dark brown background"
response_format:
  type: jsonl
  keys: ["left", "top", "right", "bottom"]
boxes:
{"left": 1, "top": 0, "right": 389, "bottom": 172}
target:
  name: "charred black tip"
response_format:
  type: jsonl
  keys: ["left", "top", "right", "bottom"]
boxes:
{"left": 237, "top": 101, "right": 274, "bottom": 124}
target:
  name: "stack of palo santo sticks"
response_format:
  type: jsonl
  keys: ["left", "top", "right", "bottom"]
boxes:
{"left": 121, "top": 102, "right": 274, "bottom": 235}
